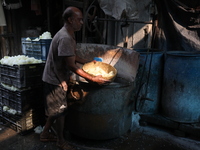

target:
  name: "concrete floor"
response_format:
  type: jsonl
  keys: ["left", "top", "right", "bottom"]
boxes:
{"left": 0, "top": 122, "right": 200, "bottom": 150}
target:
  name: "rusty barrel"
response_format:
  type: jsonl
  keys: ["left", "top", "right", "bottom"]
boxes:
{"left": 161, "top": 51, "right": 200, "bottom": 123}
{"left": 66, "top": 81, "right": 134, "bottom": 140}
{"left": 133, "top": 49, "right": 164, "bottom": 114}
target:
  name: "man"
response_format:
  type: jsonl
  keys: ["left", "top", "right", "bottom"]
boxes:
{"left": 40, "top": 6, "right": 110, "bottom": 150}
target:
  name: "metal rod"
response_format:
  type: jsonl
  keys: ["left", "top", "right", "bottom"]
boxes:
{"left": 96, "top": 17, "right": 153, "bottom": 24}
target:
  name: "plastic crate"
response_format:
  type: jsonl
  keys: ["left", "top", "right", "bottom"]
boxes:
{"left": 0, "top": 63, "right": 45, "bottom": 88}
{"left": 21, "top": 38, "right": 51, "bottom": 61}
{"left": 0, "top": 85, "right": 43, "bottom": 114}
{"left": 0, "top": 105, "right": 2, "bottom": 118}
{"left": 21, "top": 38, "right": 27, "bottom": 55}
{"left": 27, "top": 41, "right": 42, "bottom": 60}
{"left": 21, "top": 37, "right": 37, "bottom": 55}
{"left": 40, "top": 39, "right": 52, "bottom": 61}
{"left": 1, "top": 108, "right": 43, "bottom": 135}
{"left": 0, "top": 96, "right": 2, "bottom": 106}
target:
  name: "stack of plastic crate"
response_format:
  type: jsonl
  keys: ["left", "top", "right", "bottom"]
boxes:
{"left": 0, "top": 63, "right": 45, "bottom": 135}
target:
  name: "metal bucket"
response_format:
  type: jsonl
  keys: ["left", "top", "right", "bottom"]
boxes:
{"left": 161, "top": 51, "right": 200, "bottom": 123}
{"left": 133, "top": 49, "right": 164, "bottom": 114}
{"left": 66, "top": 81, "right": 134, "bottom": 140}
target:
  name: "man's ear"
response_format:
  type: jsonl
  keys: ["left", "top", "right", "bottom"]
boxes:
{"left": 68, "top": 17, "right": 73, "bottom": 24}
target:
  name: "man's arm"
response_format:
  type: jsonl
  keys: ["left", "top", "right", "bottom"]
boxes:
{"left": 75, "top": 55, "right": 91, "bottom": 64}
{"left": 65, "top": 56, "right": 110, "bottom": 85}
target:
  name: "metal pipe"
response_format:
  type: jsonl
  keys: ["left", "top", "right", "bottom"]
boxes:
{"left": 96, "top": 17, "right": 153, "bottom": 24}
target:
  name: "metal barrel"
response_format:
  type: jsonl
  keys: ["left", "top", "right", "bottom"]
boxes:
{"left": 66, "top": 43, "right": 139, "bottom": 140}
{"left": 66, "top": 81, "right": 134, "bottom": 140}
{"left": 161, "top": 51, "right": 200, "bottom": 123}
{"left": 133, "top": 49, "right": 164, "bottom": 114}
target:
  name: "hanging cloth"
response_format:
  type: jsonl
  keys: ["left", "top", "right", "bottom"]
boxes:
{"left": 31, "top": 0, "right": 42, "bottom": 15}
{"left": 98, "top": 0, "right": 138, "bottom": 20}
{"left": 0, "top": 0, "right": 6, "bottom": 26}
{"left": 154, "top": 0, "right": 200, "bottom": 51}
{"left": 2, "top": 0, "right": 22, "bottom": 9}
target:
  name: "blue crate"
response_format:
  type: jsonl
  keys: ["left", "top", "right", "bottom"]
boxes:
{"left": 40, "top": 39, "right": 52, "bottom": 61}
{"left": 0, "top": 105, "right": 2, "bottom": 118}
{"left": 21, "top": 38, "right": 52, "bottom": 61}
{"left": 21, "top": 37, "right": 37, "bottom": 55}
{"left": 30, "top": 41, "right": 42, "bottom": 60}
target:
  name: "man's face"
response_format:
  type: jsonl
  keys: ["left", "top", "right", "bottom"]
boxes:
{"left": 71, "top": 11, "right": 83, "bottom": 31}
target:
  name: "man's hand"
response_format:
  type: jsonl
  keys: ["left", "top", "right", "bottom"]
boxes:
{"left": 91, "top": 75, "right": 111, "bottom": 85}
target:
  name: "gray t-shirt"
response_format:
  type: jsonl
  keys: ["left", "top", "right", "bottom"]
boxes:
{"left": 42, "top": 26, "right": 76, "bottom": 85}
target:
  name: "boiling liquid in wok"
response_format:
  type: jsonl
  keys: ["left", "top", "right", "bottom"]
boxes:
{"left": 84, "top": 66, "right": 114, "bottom": 77}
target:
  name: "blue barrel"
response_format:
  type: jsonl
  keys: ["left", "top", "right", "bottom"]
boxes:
{"left": 162, "top": 51, "right": 200, "bottom": 123}
{"left": 133, "top": 49, "right": 164, "bottom": 114}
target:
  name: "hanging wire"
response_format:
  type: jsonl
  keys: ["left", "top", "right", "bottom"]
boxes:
{"left": 135, "top": 49, "right": 154, "bottom": 112}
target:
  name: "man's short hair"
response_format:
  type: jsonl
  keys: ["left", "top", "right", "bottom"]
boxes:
{"left": 62, "top": 7, "right": 74, "bottom": 22}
